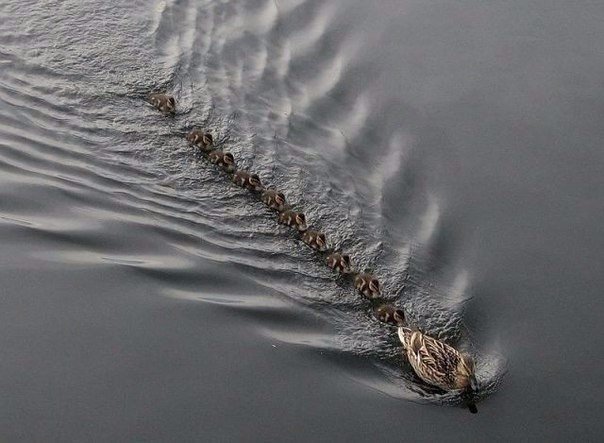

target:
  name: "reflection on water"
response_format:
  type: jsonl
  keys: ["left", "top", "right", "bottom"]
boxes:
{"left": 1, "top": 0, "right": 603, "bottom": 440}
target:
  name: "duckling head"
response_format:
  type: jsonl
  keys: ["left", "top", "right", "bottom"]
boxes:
{"left": 296, "top": 213, "right": 307, "bottom": 232}
{"left": 249, "top": 174, "right": 263, "bottom": 191}
{"left": 203, "top": 133, "right": 213, "bottom": 146}
{"left": 224, "top": 153, "right": 236, "bottom": 172}
{"left": 315, "top": 233, "right": 327, "bottom": 251}
{"left": 275, "top": 192, "right": 287, "bottom": 210}
{"left": 166, "top": 96, "right": 176, "bottom": 113}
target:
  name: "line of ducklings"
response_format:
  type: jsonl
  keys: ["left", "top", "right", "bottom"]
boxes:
{"left": 151, "top": 94, "right": 479, "bottom": 413}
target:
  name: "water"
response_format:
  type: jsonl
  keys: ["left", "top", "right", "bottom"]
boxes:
{"left": 1, "top": 0, "right": 603, "bottom": 440}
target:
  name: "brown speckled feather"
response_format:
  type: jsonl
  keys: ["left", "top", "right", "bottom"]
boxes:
{"left": 399, "top": 327, "right": 469, "bottom": 391}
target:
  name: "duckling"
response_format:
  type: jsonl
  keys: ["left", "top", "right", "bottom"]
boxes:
{"left": 398, "top": 322, "right": 478, "bottom": 406}
{"left": 354, "top": 272, "right": 381, "bottom": 299}
{"left": 149, "top": 93, "right": 176, "bottom": 114}
{"left": 208, "top": 151, "right": 236, "bottom": 172}
{"left": 326, "top": 252, "right": 351, "bottom": 273}
{"left": 278, "top": 210, "right": 307, "bottom": 232}
{"left": 301, "top": 230, "right": 327, "bottom": 251}
{"left": 186, "top": 129, "right": 213, "bottom": 152}
{"left": 232, "top": 170, "right": 264, "bottom": 192}
{"left": 261, "top": 189, "right": 287, "bottom": 212}
{"left": 373, "top": 304, "right": 405, "bottom": 326}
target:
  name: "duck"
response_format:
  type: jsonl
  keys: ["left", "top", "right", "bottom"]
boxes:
{"left": 326, "top": 252, "right": 351, "bottom": 274}
{"left": 261, "top": 189, "right": 287, "bottom": 212}
{"left": 208, "top": 151, "right": 236, "bottom": 172}
{"left": 278, "top": 210, "right": 307, "bottom": 232}
{"left": 354, "top": 272, "right": 381, "bottom": 299}
{"left": 186, "top": 129, "right": 213, "bottom": 152}
{"left": 232, "top": 170, "right": 264, "bottom": 192}
{"left": 373, "top": 304, "right": 405, "bottom": 326}
{"left": 149, "top": 93, "right": 176, "bottom": 114}
{"left": 301, "top": 230, "right": 327, "bottom": 251}
{"left": 397, "top": 314, "right": 478, "bottom": 412}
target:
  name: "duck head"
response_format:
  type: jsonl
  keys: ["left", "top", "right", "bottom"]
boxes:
{"left": 459, "top": 354, "right": 478, "bottom": 390}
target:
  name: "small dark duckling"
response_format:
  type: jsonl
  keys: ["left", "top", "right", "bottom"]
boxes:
{"left": 354, "top": 272, "right": 381, "bottom": 299}
{"left": 278, "top": 210, "right": 307, "bottom": 232}
{"left": 208, "top": 150, "right": 236, "bottom": 172}
{"left": 326, "top": 252, "right": 351, "bottom": 274}
{"left": 186, "top": 129, "right": 213, "bottom": 152}
{"left": 301, "top": 230, "right": 327, "bottom": 251}
{"left": 373, "top": 304, "right": 405, "bottom": 326}
{"left": 261, "top": 189, "right": 287, "bottom": 212}
{"left": 232, "top": 170, "right": 264, "bottom": 192}
{"left": 149, "top": 93, "right": 176, "bottom": 114}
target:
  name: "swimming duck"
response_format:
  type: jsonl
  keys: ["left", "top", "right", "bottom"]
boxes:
{"left": 278, "top": 210, "right": 307, "bottom": 232}
{"left": 149, "top": 93, "right": 176, "bottom": 114}
{"left": 261, "top": 189, "right": 287, "bottom": 212}
{"left": 232, "top": 170, "right": 264, "bottom": 192}
{"left": 354, "top": 272, "right": 381, "bottom": 299}
{"left": 301, "top": 230, "right": 327, "bottom": 251}
{"left": 397, "top": 317, "right": 478, "bottom": 412}
{"left": 186, "top": 129, "right": 213, "bottom": 152}
{"left": 373, "top": 304, "right": 405, "bottom": 326}
{"left": 326, "top": 252, "right": 351, "bottom": 274}
{"left": 208, "top": 151, "right": 236, "bottom": 172}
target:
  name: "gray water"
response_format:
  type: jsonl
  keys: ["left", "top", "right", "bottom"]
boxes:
{"left": 1, "top": 0, "right": 603, "bottom": 441}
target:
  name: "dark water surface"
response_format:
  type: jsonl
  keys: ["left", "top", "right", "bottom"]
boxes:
{"left": 1, "top": 0, "right": 603, "bottom": 441}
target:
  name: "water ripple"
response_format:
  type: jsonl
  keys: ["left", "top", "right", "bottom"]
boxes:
{"left": 0, "top": 0, "right": 504, "bottom": 409}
